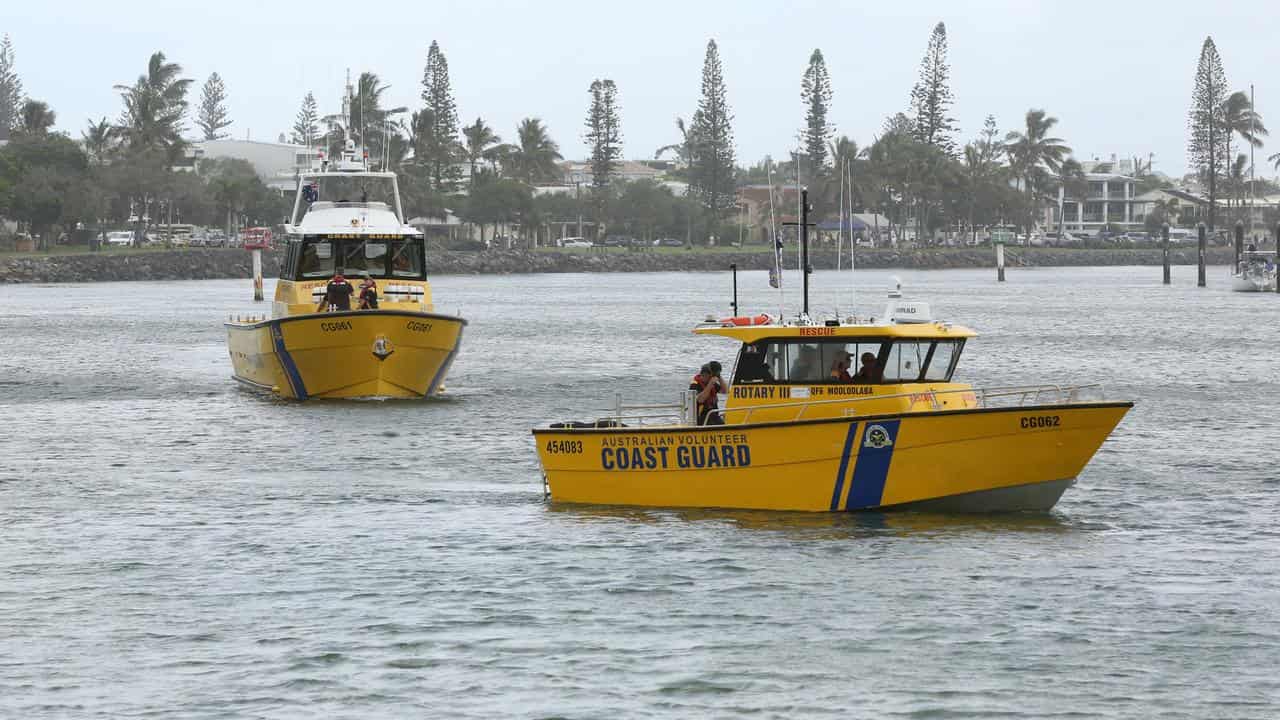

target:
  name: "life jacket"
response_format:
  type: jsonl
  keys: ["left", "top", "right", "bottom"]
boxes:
{"left": 690, "top": 374, "right": 719, "bottom": 411}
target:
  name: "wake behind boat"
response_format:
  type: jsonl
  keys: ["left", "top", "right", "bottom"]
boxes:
{"left": 225, "top": 134, "right": 465, "bottom": 399}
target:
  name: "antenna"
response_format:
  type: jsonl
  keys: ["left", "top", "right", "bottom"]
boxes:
{"left": 836, "top": 156, "right": 845, "bottom": 318}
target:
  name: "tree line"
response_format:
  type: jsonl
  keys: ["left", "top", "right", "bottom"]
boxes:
{"left": 1, "top": 27, "right": 1276, "bottom": 252}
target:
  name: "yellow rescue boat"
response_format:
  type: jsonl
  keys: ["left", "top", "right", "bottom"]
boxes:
{"left": 532, "top": 191, "right": 1130, "bottom": 512}
{"left": 225, "top": 138, "right": 465, "bottom": 400}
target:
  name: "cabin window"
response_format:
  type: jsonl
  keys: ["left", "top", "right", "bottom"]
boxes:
{"left": 923, "top": 340, "right": 963, "bottom": 381}
{"left": 298, "top": 241, "right": 335, "bottom": 278}
{"left": 733, "top": 339, "right": 888, "bottom": 384}
{"left": 389, "top": 240, "right": 425, "bottom": 277}
{"left": 341, "top": 240, "right": 388, "bottom": 275}
{"left": 882, "top": 341, "right": 930, "bottom": 382}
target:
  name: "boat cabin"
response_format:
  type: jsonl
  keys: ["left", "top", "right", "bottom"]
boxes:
{"left": 694, "top": 304, "right": 980, "bottom": 422}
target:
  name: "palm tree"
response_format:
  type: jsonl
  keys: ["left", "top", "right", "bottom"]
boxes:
{"left": 1270, "top": 151, "right": 1280, "bottom": 173}
{"left": 505, "top": 118, "right": 562, "bottom": 185}
{"left": 18, "top": 99, "right": 55, "bottom": 134}
{"left": 114, "top": 52, "right": 192, "bottom": 154}
{"left": 82, "top": 117, "right": 116, "bottom": 165}
{"left": 462, "top": 117, "right": 501, "bottom": 187}
{"left": 1053, "top": 157, "right": 1087, "bottom": 239}
{"left": 1004, "top": 109, "right": 1071, "bottom": 232}
{"left": 654, "top": 116, "right": 704, "bottom": 180}
{"left": 1225, "top": 153, "right": 1249, "bottom": 223}
{"left": 1220, "top": 91, "right": 1268, "bottom": 156}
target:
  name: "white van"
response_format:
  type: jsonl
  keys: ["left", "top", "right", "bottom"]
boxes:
{"left": 105, "top": 231, "right": 134, "bottom": 247}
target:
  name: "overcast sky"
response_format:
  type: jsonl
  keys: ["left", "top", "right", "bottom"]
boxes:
{"left": 5, "top": 0, "right": 1277, "bottom": 178}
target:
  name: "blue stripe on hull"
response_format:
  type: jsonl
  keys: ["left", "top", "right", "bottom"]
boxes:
{"left": 425, "top": 324, "right": 464, "bottom": 396}
{"left": 269, "top": 323, "right": 308, "bottom": 400}
{"left": 829, "top": 422, "right": 860, "bottom": 511}
{"left": 845, "top": 420, "right": 901, "bottom": 510}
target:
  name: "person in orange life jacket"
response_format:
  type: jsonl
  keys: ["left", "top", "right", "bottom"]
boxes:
{"left": 690, "top": 361, "right": 727, "bottom": 426}
{"left": 316, "top": 272, "right": 354, "bottom": 312}
{"left": 830, "top": 349, "right": 853, "bottom": 382}
{"left": 357, "top": 272, "right": 378, "bottom": 309}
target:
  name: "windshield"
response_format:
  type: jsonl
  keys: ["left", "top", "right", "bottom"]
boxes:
{"left": 289, "top": 236, "right": 425, "bottom": 280}
{"left": 732, "top": 338, "right": 965, "bottom": 384}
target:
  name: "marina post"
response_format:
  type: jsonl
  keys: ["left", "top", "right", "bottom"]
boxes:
{"left": 996, "top": 241, "right": 1005, "bottom": 282}
{"left": 252, "top": 248, "right": 264, "bottom": 302}
{"left": 1161, "top": 224, "right": 1170, "bottom": 285}
{"left": 1198, "top": 224, "right": 1207, "bottom": 288}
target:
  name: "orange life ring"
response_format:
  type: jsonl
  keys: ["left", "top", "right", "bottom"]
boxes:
{"left": 718, "top": 314, "right": 771, "bottom": 326}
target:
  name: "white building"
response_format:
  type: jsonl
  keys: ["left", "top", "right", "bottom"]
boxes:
{"left": 1056, "top": 171, "right": 1142, "bottom": 233}
{"left": 196, "top": 139, "right": 321, "bottom": 193}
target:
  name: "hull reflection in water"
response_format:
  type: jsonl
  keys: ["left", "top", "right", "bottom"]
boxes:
{"left": 226, "top": 310, "right": 465, "bottom": 399}
{"left": 535, "top": 403, "right": 1131, "bottom": 513}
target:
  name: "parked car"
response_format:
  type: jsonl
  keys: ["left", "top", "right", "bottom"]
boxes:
{"left": 561, "top": 237, "right": 591, "bottom": 248}
{"left": 654, "top": 237, "right": 685, "bottom": 247}
{"left": 597, "top": 235, "right": 635, "bottom": 247}
{"left": 105, "top": 231, "right": 134, "bottom": 247}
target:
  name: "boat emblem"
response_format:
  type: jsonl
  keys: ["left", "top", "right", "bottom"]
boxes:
{"left": 351, "top": 218, "right": 360, "bottom": 227}
{"left": 864, "top": 424, "right": 893, "bottom": 449}
{"left": 372, "top": 336, "right": 394, "bottom": 360}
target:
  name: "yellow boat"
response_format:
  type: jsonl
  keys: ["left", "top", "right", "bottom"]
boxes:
{"left": 225, "top": 137, "right": 465, "bottom": 400}
{"left": 532, "top": 191, "right": 1130, "bottom": 512}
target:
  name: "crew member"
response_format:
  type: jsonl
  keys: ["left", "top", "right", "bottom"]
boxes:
{"left": 851, "top": 352, "right": 882, "bottom": 383}
{"left": 357, "top": 273, "right": 378, "bottom": 310}
{"left": 830, "top": 350, "right": 853, "bottom": 383}
{"left": 316, "top": 272, "right": 354, "bottom": 312}
{"left": 690, "top": 361, "right": 727, "bottom": 426}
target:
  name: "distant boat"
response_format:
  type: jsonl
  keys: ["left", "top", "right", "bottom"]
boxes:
{"left": 1231, "top": 250, "right": 1276, "bottom": 292}
{"left": 887, "top": 276, "right": 903, "bottom": 298}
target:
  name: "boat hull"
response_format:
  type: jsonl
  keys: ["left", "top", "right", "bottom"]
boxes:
{"left": 1231, "top": 274, "right": 1275, "bottom": 292}
{"left": 226, "top": 310, "right": 465, "bottom": 399}
{"left": 533, "top": 403, "right": 1131, "bottom": 512}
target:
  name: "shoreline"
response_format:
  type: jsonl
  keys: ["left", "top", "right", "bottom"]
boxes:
{"left": 0, "top": 246, "right": 1238, "bottom": 284}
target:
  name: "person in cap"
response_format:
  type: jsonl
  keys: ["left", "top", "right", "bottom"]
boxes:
{"left": 689, "top": 360, "right": 727, "bottom": 426}
{"left": 830, "top": 349, "right": 853, "bottom": 383}
{"left": 357, "top": 271, "right": 378, "bottom": 310}
{"left": 316, "top": 271, "right": 354, "bottom": 312}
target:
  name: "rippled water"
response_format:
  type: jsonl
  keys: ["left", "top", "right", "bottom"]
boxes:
{"left": 3, "top": 266, "right": 1279, "bottom": 718}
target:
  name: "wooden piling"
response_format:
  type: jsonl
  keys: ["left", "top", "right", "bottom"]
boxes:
{"left": 996, "top": 242, "right": 1005, "bottom": 282}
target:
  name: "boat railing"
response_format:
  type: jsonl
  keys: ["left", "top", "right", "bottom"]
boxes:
{"left": 706, "top": 383, "right": 1106, "bottom": 425}
{"left": 596, "top": 391, "right": 696, "bottom": 427}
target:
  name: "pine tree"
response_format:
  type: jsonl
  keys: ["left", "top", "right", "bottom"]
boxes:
{"left": 196, "top": 72, "right": 232, "bottom": 140}
{"left": 909, "top": 22, "right": 957, "bottom": 156}
{"left": 691, "top": 39, "right": 736, "bottom": 219}
{"left": 420, "top": 40, "right": 462, "bottom": 192}
{"left": 0, "top": 34, "right": 24, "bottom": 141}
{"left": 291, "top": 91, "right": 319, "bottom": 146}
{"left": 1187, "top": 36, "right": 1228, "bottom": 231}
{"left": 584, "top": 79, "right": 622, "bottom": 191}
{"left": 800, "top": 48, "right": 833, "bottom": 180}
